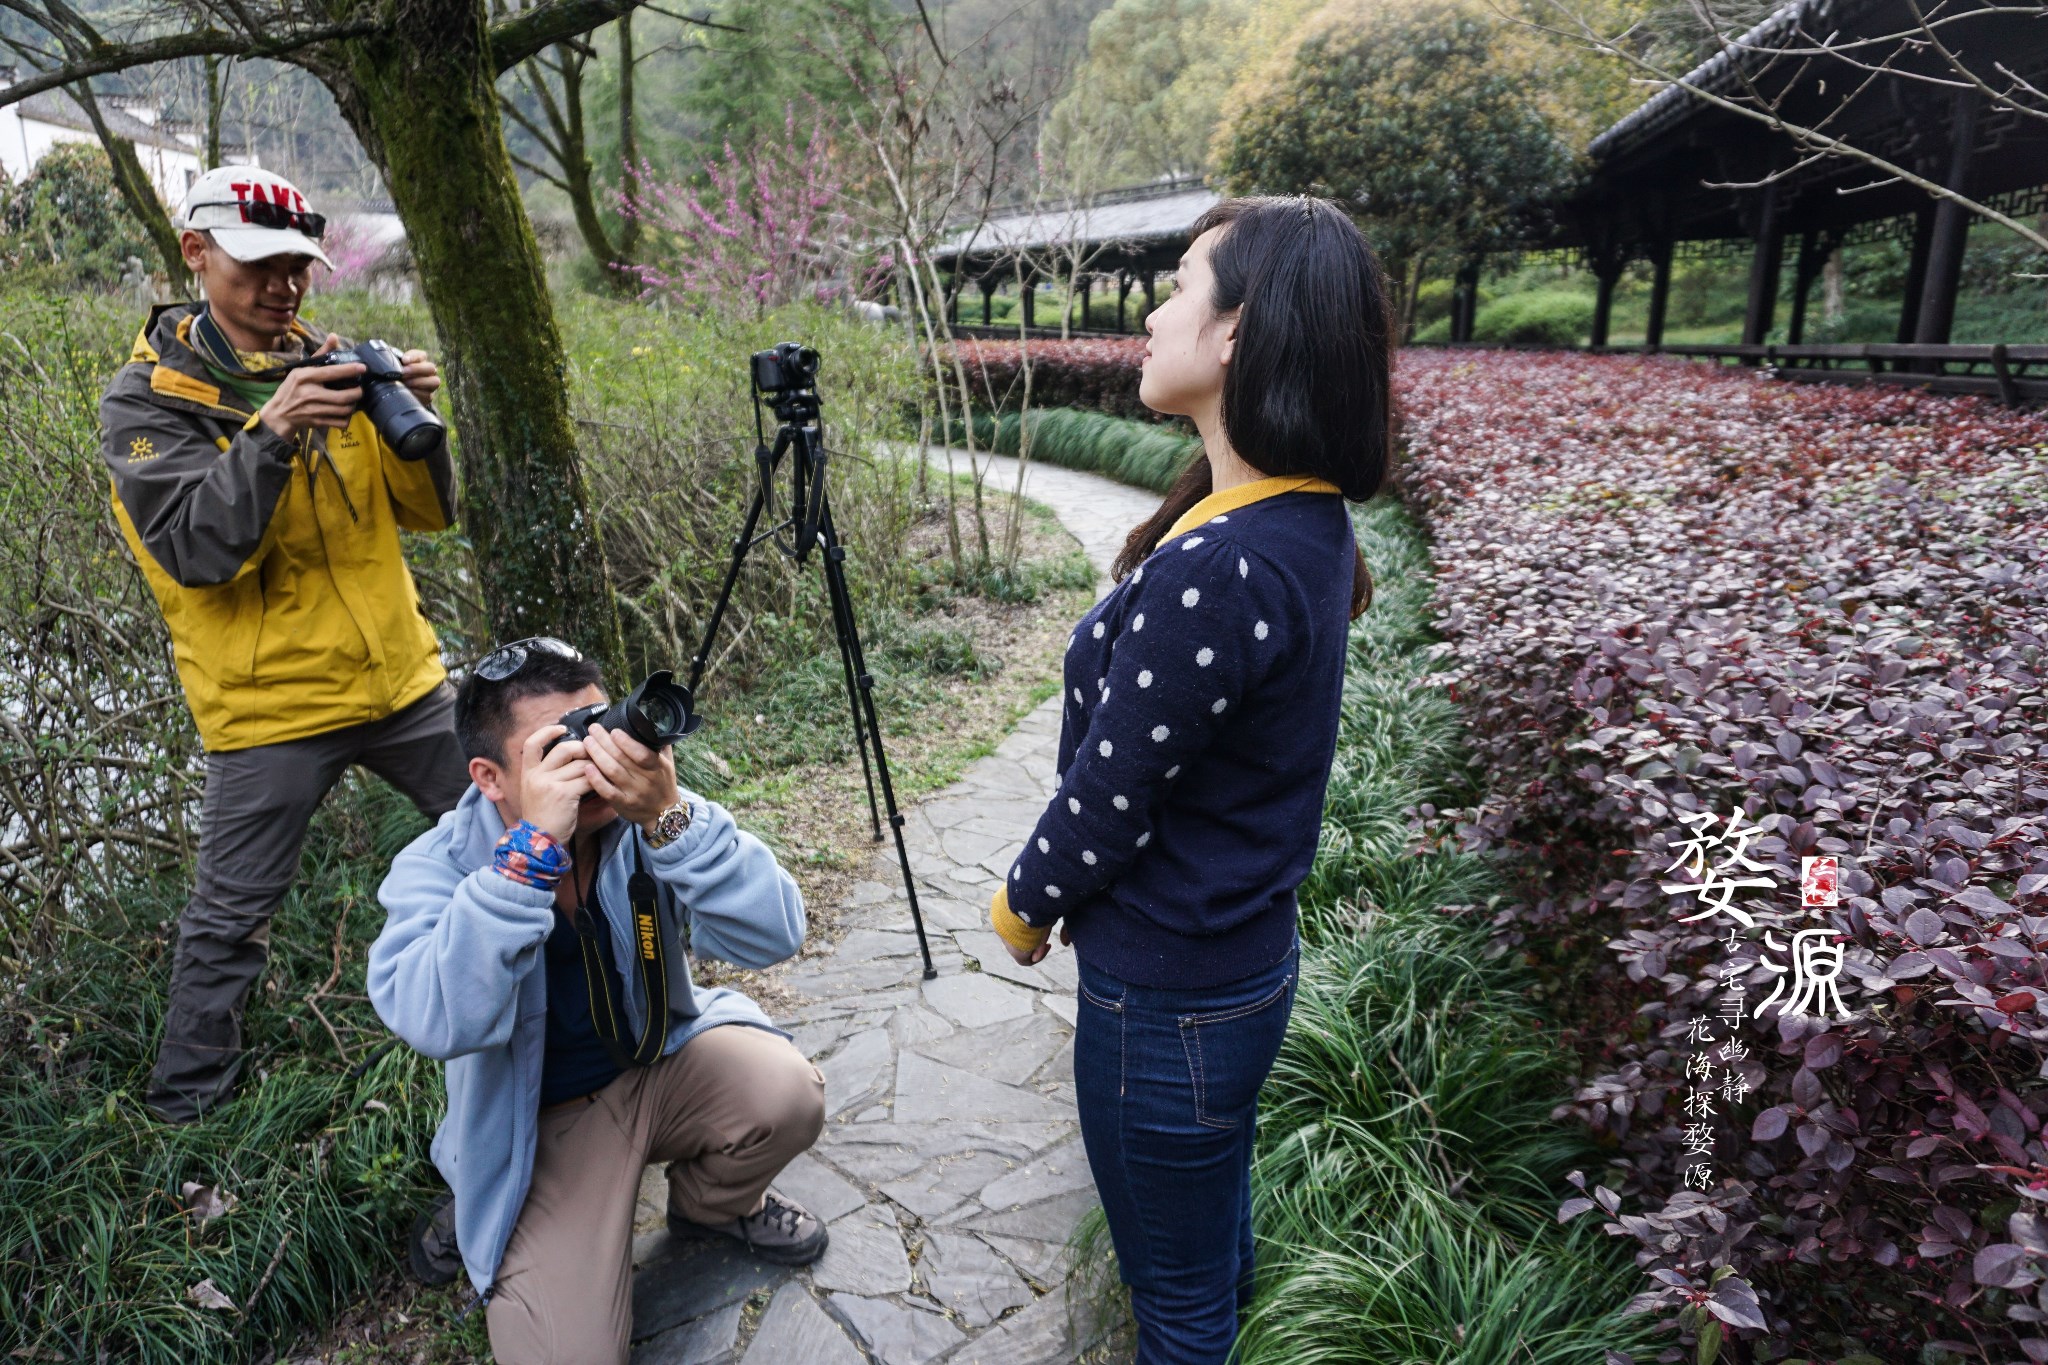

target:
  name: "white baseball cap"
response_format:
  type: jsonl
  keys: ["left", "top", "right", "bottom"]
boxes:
{"left": 174, "top": 166, "right": 333, "bottom": 268}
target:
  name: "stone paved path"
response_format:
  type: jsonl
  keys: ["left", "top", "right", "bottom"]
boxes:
{"left": 625, "top": 453, "right": 1162, "bottom": 1365}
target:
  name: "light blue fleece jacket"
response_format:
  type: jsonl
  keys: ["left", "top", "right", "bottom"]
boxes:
{"left": 369, "top": 784, "right": 804, "bottom": 1295}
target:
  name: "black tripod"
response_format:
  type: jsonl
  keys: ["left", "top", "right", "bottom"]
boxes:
{"left": 686, "top": 344, "right": 938, "bottom": 980}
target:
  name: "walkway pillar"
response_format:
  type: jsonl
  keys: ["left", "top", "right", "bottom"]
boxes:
{"left": 1117, "top": 272, "right": 1134, "bottom": 332}
{"left": 1023, "top": 281, "right": 1036, "bottom": 330}
{"left": 1645, "top": 240, "right": 1674, "bottom": 351}
{"left": 1590, "top": 254, "right": 1626, "bottom": 348}
{"left": 1786, "top": 231, "right": 1826, "bottom": 345}
{"left": 980, "top": 277, "right": 993, "bottom": 326}
{"left": 1451, "top": 259, "right": 1480, "bottom": 343}
{"left": 1896, "top": 204, "right": 1937, "bottom": 345}
{"left": 1741, "top": 182, "right": 1785, "bottom": 350}
{"left": 1913, "top": 90, "right": 1982, "bottom": 348}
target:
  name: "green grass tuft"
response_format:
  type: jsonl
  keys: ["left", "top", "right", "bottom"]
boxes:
{"left": 945, "top": 408, "right": 1199, "bottom": 494}
{"left": 1229, "top": 496, "right": 1654, "bottom": 1362}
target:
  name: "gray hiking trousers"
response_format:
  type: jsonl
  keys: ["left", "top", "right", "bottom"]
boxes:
{"left": 147, "top": 682, "right": 469, "bottom": 1123}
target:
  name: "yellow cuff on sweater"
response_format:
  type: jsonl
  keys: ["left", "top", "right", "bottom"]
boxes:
{"left": 991, "top": 886, "right": 1051, "bottom": 954}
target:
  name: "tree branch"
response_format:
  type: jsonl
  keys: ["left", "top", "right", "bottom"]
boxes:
{"left": 0, "top": 21, "right": 380, "bottom": 108}
{"left": 490, "top": 0, "right": 733, "bottom": 71}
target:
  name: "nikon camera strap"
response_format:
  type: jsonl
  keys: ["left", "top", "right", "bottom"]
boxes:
{"left": 573, "top": 839, "right": 671, "bottom": 1070}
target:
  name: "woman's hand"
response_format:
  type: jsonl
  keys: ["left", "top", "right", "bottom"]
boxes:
{"left": 1005, "top": 923, "right": 1072, "bottom": 967}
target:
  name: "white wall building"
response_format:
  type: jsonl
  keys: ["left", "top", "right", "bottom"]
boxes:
{"left": 0, "top": 80, "right": 255, "bottom": 204}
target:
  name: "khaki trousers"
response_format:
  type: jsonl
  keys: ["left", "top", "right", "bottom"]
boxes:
{"left": 486, "top": 1022, "right": 827, "bottom": 1365}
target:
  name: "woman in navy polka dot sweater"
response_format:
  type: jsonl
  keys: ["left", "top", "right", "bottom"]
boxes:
{"left": 987, "top": 197, "right": 1393, "bottom": 1364}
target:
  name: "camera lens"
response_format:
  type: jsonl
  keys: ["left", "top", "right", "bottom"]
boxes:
{"left": 360, "top": 381, "right": 446, "bottom": 460}
{"left": 614, "top": 670, "right": 699, "bottom": 749}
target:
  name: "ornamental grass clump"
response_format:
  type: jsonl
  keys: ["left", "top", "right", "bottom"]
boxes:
{"left": 1394, "top": 348, "right": 2048, "bottom": 1358}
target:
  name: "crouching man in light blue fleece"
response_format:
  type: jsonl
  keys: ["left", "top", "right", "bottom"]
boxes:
{"left": 369, "top": 637, "right": 828, "bottom": 1365}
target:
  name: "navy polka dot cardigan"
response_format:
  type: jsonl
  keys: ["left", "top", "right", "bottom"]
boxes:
{"left": 991, "top": 475, "right": 1358, "bottom": 989}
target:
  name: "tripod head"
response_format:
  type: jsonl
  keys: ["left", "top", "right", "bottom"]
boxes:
{"left": 749, "top": 341, "right": 829, "bottom": 562}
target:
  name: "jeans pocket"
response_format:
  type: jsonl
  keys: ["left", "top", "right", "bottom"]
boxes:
{"left": 1178, "top": 971, "right": 1295, "bottom": 1130}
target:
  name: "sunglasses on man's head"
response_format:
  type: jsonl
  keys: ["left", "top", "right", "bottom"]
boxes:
{"left": 190, "top": 199, "right": 327, "bottom": 241}
{"left": 473, "top": 636, "right": 583, "bottom": 683}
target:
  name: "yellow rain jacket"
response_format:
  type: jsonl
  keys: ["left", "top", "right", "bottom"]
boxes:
{"left": 100, "top": 304, "right": 456, "bottom": 752}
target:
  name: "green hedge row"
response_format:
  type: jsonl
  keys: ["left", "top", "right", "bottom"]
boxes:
{"left": 944, "top": 407, "right": 1198, "bottom": 493}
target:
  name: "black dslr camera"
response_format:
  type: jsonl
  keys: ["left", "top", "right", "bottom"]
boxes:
{"left": 751, "top": 342, "right": 819, "bottom": 394}
{"left": 545, "top": 670, "right": 703, "bottom": 755}
{"left": 305, "top": 339, "right": 446, "bottom": 461}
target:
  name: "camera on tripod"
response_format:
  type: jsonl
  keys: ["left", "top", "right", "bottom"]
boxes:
{"left": 751, "top": 342, "right": 819, "bottom": 395}
{"left": 685, "top": 339, "right": 940, "bottom": 980}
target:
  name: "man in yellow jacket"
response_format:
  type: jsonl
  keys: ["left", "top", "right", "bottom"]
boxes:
{"left": 100, "top": 166, "right": 468, "bottom": 1123}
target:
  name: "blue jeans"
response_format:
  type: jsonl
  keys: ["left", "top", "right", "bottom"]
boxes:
{"left": 1073, "top": 946, "right": 1299, "bottom": 1365}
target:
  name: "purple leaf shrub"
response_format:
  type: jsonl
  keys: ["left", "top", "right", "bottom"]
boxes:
{"left": 617, "top": 111, "right": 867, "bottom": 314}
{"left": 1396, "top": 348, "right": 2048, "bottom": 1357}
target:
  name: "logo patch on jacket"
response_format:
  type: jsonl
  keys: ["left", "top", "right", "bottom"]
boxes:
{"left": 127, "top": 436, "right": 159, "bottom": 462}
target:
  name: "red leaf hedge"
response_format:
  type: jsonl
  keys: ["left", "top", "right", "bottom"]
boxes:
{"left": 1396, "top": 349, "right": 2048, "bottom": 1357}
{"left": 938, "top": 337, "right": 1157, "bottom": 422}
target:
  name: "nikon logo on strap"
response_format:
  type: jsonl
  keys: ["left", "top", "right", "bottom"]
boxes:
{"left": 576, "top": 840, "right": 673, "bottom": 1070}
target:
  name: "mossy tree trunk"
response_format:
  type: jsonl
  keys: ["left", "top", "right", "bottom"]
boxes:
{"left": 325, "top": 3, "right": 626, "bottom": 670}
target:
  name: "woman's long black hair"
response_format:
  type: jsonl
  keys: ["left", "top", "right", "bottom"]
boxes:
{"left": 1112, "top": 196, "right": 1394, "bottom": 618}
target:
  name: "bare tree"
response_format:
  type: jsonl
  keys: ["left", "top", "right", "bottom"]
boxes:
{"left": 822, "top": 0, "right": 1048, "bottom": 580}
{"left": 498, "top": 7, "right": 723, "bottom": 281}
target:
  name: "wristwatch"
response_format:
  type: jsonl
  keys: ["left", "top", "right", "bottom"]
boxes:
{"left": 643, "top": 799, "right": 693, "bottom": 850}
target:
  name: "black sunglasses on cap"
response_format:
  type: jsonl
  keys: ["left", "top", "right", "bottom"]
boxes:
{"left": 473, "top": 636, "right": 582, "bottom": 682}
{"left": 188, "top": 199, "right": 328, "bottom": 241}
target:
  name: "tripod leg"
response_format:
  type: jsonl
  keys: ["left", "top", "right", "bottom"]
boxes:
{"left": 827, "top": 547, "right": 884, "bottom": 841}
{"left": 816, "top": 493, "right": 939, "bottom": 981}
{"left": 687, "top": 483, "right": 769, "bottom": 697}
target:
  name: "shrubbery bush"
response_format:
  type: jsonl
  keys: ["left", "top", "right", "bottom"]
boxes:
{"left": 944, "top": 406, "right": 1195, "bottom": 492}
{"left": 0, "top": 142, "right": 153, "bottom": 291}
{"left": 1396, "top": 348, "right": 2048, "bottom": 1358}
{"left": 939, "top": 336, "right": 1153, "bottom": 421}
{"left": 1470, "top": 288, "right": 1593, "bottom": 346}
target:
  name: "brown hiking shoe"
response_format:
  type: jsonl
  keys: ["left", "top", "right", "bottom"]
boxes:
{"left": 408, "top": 1191, "right": 463, "bottom": 1286}
{"left": 669, "top": 1191, "right": 828, "bottom": 1267}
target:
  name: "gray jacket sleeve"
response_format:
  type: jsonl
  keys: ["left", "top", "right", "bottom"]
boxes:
{"left": 100, "top": 374, "right": 297, "bottom": 588}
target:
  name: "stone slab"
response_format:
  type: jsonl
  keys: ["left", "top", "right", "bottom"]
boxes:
{"left": 821, "top": 1026, "right": 894, "bottom": 1119}
{"left": 978, "top": 1232, "right": 1071, "bottom": 1287}
{"left": 919, "top": 973, "right": 1036, "bottom": 1029}
{"left": 893, "top": 1052, "right": 1073, "bottom": 1125}
{"left": 917, "top": 1229, "right": 1036, "bottom": 1327}
{"left": 952, "top": 1185, "right": 1100, "bottom": 1244}
{"left": 952, "top": 930, "right": 1054, "bottom": 991}
{"left": 826, "top": 1293, "right": 966, "bottom": 1365}
{"left": 816, "top": 1119, "right": 1074, "bottom": 1183}
{"left": 877, "top": 1148, "right": 1016, "bottom": 1219}
{"left": 770, "top": 1152, "right": 868, "bottom": 1225}
{"left": 907, "top": 1008, "right": 1067, "bottom": 1087}
{"left": 978, "top": 1136, "right": 1095, "bottom": 1210}
{"left": 740, "top": 1283, "right": 864, "bottom": 1365}
{"left": 810, "top": 1204, "right": 912, "bottom": 1297}
{"left": 631, "top": 1238, "right": 788, "bottom": 1341}
{"left": 1041, "top": 994, "right": 1078, "bottom": 1028}
{"left": 631, "top": 1302, "right": 743, "bottom": 1365}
